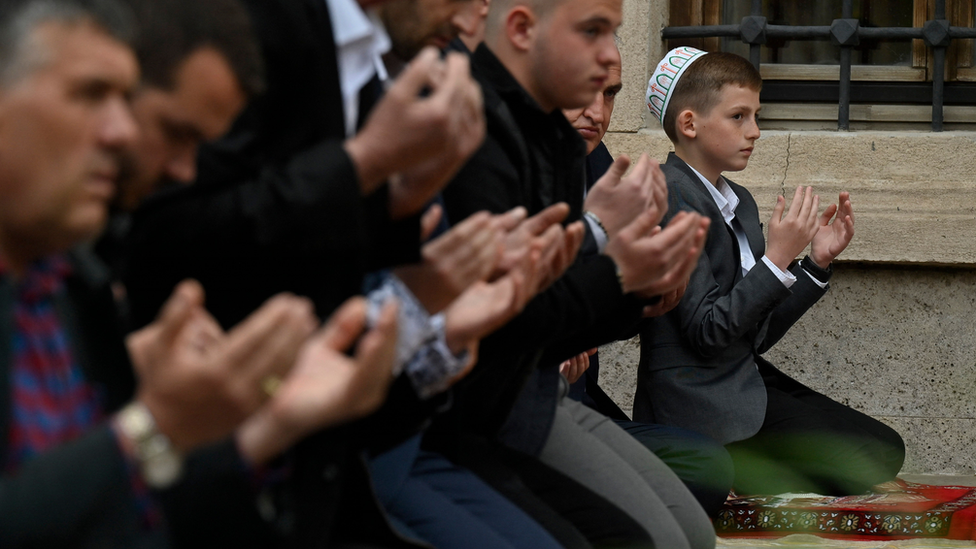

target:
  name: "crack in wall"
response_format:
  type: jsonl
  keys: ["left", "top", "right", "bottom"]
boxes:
{"left": 780, "top": 132, "right": 792, "bottom": 195}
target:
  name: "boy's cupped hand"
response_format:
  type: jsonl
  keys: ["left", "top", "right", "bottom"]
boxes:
{"left": 810, "top": 191, "right": 855, "bottom": 268}
{"left": 766, "top": 185, "right": 820, "bottom": 271}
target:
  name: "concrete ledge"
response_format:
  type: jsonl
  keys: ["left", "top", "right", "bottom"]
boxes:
{"left": 603, "top": 129, "right": 976, "bottom": 265}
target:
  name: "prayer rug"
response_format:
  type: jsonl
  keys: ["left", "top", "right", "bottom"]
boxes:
{"left": 716, "top": 480, "right": 976, "bottom": 541}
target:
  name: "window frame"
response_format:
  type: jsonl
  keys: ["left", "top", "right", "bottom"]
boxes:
{"left": 664, "top": 0, "right": 976, "bottom": 130}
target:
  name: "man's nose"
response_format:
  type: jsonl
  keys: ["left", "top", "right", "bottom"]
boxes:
{"left": 452, "top": 9, "right": 479, "bottom": 37}
{"left": 584, "top": 93, "right": 604, "bottom": 125}
{"left": 599, "top": 36, "right": 621, "bottom": 68}
{"left": 100, "top": 97, "right": 139, "bottom": 149}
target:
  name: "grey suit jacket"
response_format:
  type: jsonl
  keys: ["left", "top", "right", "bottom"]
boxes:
{"left": 633, "top": 153, "right": 828, "bottom": 444}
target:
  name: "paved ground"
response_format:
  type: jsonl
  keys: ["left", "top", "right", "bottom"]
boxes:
{"left": 897, "top": 475, "right": 976, "bottom": 488}
{"left": 714, "top": 476, "right": 976, "bottom": 549}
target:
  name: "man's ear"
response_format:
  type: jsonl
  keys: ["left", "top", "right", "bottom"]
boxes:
{"left": 505, "top": 6, "right": 536, "bottom": 52}
{"left": 676, "top": 109, "right": 696, "bottom": 140}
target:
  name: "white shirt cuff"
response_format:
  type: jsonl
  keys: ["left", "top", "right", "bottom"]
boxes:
{"left": 366, "top": 274, "right": 431, "bottom": 376}
{"left": 761, "top": 255, "right": 797, "bottom": 289}
{"left": 583, "top": 212, "right": 609, "bottom": 254}
{"left": 801, "top": 268, "right": 830, "bottom": 289}
{"left": 402, "top": 314, "right": 471, "bottom": 400}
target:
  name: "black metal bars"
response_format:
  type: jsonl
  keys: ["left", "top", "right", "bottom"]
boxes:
{"left": 661, "top": 0, "right": 970, "bottom": 131}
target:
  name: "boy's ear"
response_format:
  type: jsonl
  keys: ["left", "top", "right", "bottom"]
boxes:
{"left": 676, "top": 109, "right": 696, "bottom": 140}
{"left": 505, "top": 6, "right": 537, "bottom": 52}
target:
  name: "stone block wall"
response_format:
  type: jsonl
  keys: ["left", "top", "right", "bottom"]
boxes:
{"left": 598, "top": 266, "right": 976, "bottom": 475}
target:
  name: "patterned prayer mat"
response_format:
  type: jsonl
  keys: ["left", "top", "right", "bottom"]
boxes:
{"left": 716, "top": 480, "right": 976, "bottom": 541}
{"left": 716, "top": 533, "right": 976, "bottom": 549}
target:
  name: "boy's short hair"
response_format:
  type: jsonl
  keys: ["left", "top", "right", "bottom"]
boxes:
{"left": 662, "top": 52, "right": 761, "bottom": 143}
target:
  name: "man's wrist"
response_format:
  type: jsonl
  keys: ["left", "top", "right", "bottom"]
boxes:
{"left": 764, "top": 249, "right": 793, "bottom": 272}
{"left": 113, "top": 402, "right": 184, "bottom": 489}
{"left": 237, "top": 411, "right": 290, "bottom": 467}
{"left": 344, "top": 136, "right": 390, "bottom": 195}
{"left": 610, "top": 258, "right": 629, "bottom": 294}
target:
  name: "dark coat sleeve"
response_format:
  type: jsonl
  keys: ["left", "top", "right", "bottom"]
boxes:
{"left": 442, "top": 129, "right": 644, "bottom": 364}
{"left": 755, "top": 263, "right": 828, "bottom": 354}
{"left": 0, "top": 426, "right": 160, "bottom": 549}
{"left": 122, "top": 0, "right": 421, "bottom": 330}
{"left": 123, "top": 137, "right": 418, "bottom": 331}
{"left": 661, "top": 167, "right": 826, "bottom": 360}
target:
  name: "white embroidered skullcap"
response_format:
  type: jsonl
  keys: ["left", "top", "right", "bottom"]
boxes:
{"left": 646, "top": 46, "right": 709, "bottom": 124}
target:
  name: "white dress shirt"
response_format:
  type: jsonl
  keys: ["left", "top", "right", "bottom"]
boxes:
{"left": 687, "top": 165, "right": 801, "bottom": 288}
{"left": 326, "top": 0, "right": 466, "bottom": 398}
{"left": 325, "top": 0, "right": 390, "bottom": 137}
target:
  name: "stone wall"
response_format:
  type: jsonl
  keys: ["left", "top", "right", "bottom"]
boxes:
{"left": 598, "top": 266, "right": 976, "bottom": 475}
{"left": 597, "top": 0, "right": 976, "bottom": 475}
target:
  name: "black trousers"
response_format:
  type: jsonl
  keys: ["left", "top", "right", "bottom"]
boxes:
{"left": 613, "top": 419, "right": 735, "bottom": 517}
{"left": 726, "top": 366, "right": 905, "bottom": 496}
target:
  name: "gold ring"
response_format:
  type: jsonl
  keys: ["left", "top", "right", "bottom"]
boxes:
{"left": 261, "top": 375, "right": 283, "bottom": 398}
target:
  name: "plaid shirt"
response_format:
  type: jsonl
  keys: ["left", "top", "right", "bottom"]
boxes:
{"left": 1, "top": 255, "right": 104, "bottom": 471}
{"left": 0, "top": 254, "right": 165, "bottom": 532}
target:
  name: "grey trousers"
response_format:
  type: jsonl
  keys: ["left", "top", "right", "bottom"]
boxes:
{"left": 537, "top": 379, "right": 717, "bottom": 549}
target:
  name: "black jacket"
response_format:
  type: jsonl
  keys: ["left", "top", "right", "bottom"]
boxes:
{"left": 0, "top": 251, "right": 152, "bottom": 548}
{"left": 121, "top": 0, "right": 420, "bottom": 332}
{"left": 119, "top": 0, "right": 428, "bottom": 546}
{"left": 434, "top": 45, "right": 645, "bottom": 456}
{"left": 634, "top": 154, "right": 828, "bottom": 444}
{"left": 0, "top": 251, "right": 257, "bottom": 549}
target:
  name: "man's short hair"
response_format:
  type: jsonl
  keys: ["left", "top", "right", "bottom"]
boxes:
{"left": 484, "top": 0, "right": 563, "bottom": 39}
{"left": 662, "top": 52, "right": 761, "bottom": 143}
{"left": 124, "top": 0, "right": 264, "bottom": 97}
{"left": 0, "top": 0, "right": 134, "bottom": 86}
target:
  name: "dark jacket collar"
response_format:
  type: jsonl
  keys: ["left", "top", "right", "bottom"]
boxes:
{"left": 471, "top": 44, "right": 587, "bottom": 218}
{"left": 586, "top": 141, "right": 614, "bottom": 191}
{"left": 472, "top": 44, "right": 541, "bottom": 109}
{"left": 472, "top": 45, "right": 584, "bottom": 151}
{"left": 665, "top": 152, "right": 766, "bottom": 260}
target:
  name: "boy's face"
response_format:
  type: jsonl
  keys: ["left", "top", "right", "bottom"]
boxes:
{"left": 686, "top": 84, "right": 760, "bottom": 175}
{"left": 529, "top": 0, "right": 622, "bottom": 112}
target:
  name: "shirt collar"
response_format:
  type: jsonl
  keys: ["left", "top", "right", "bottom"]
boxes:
{"left": 325, "top": 0, "right": 390, "bottom": 77}
{"left": 472, "top": 44, "right": 582, "bottom": 145}
{"left": 687, "top": 164, "right": 739, "bottom": 225}
{"left": 0, "top": 254, "right": 73, "bottom": 304}
{"left": 325, "top": 0, "right": 390, "bottom": 135}
{"left": 327, "top": 0, "right": 381, "bottom": 47}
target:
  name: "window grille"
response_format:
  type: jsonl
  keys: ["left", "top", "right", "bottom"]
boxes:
{"left": 662, "top": 0, "right": 976, "bottom": 131}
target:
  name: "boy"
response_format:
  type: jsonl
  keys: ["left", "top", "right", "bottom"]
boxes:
{"left": 637, "top": 47, "right": 905, "bottom": 496}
